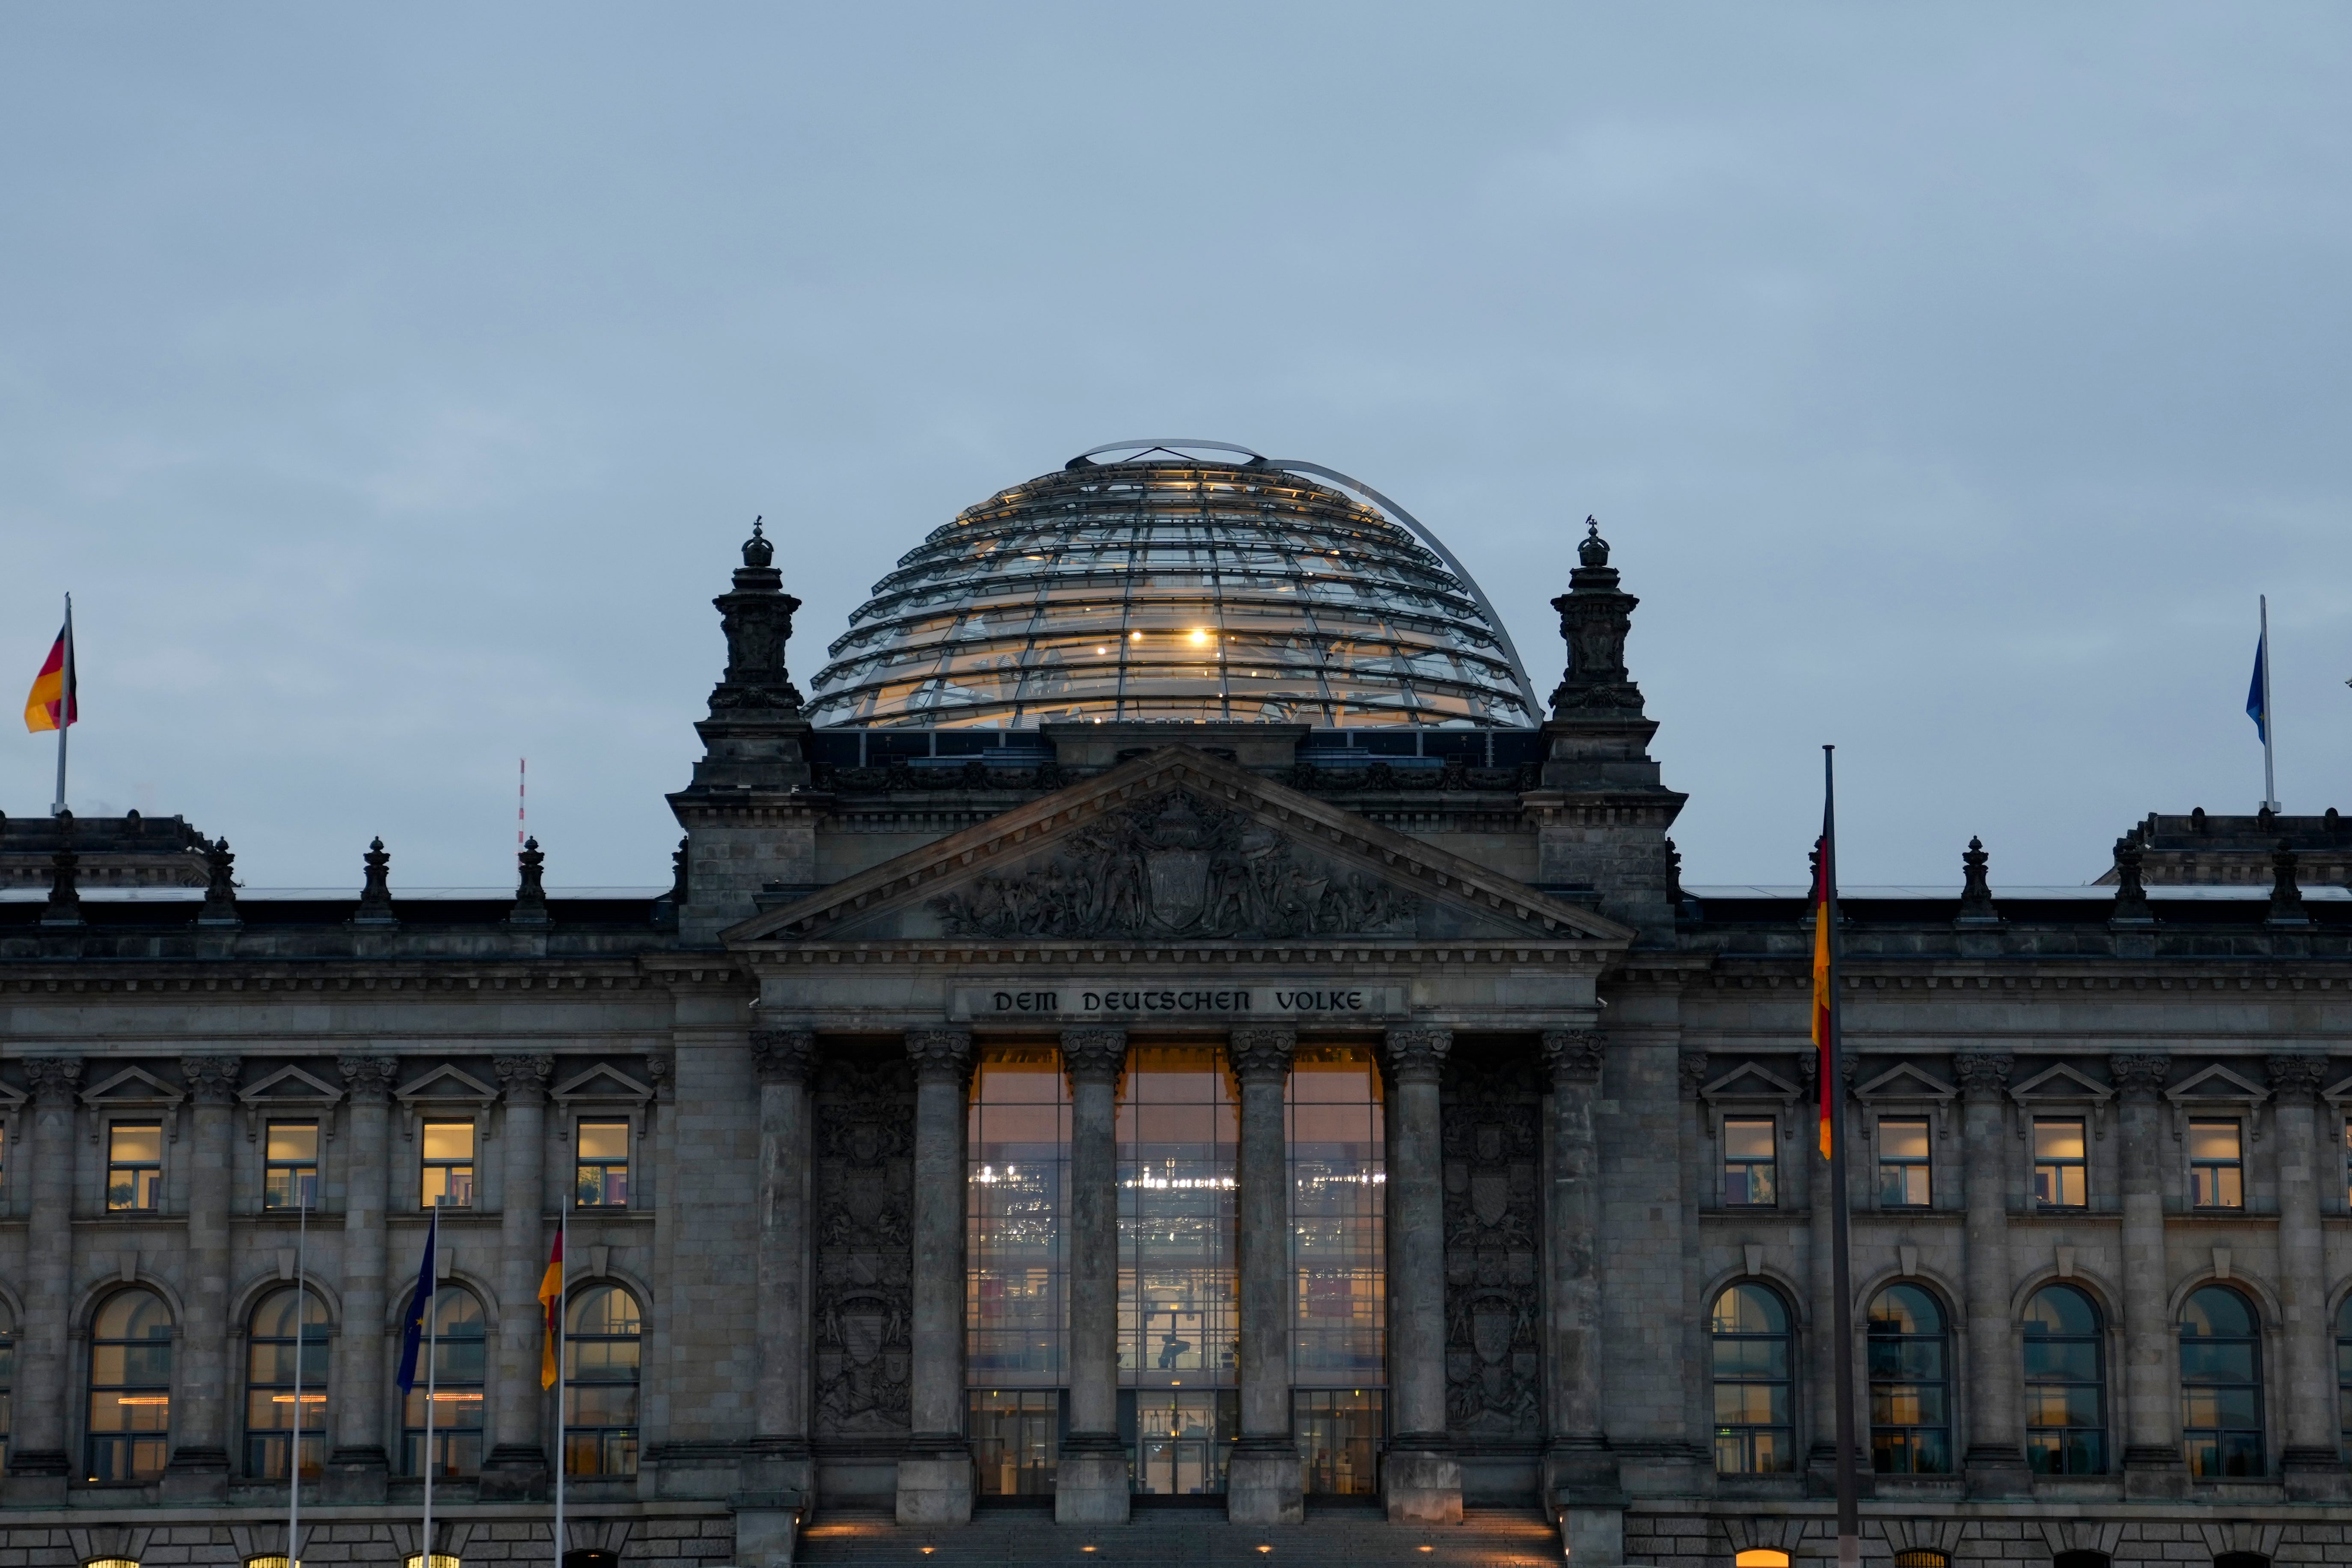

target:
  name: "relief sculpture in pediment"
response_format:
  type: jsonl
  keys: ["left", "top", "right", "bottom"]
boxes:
{"left": 928, "top": 790, "right": 1417, "bottom": 939}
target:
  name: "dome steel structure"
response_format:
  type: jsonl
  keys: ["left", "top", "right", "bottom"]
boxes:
{"left": 805, "top": 443, "right": 1540, "bottom": 730}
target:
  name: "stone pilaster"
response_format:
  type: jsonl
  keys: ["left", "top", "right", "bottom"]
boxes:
{"left": 1226, "top": 1025, "right": 1303, "bottom": 1526}
{"left": 328, "top": 1054, "right": 398, "bottom": 1500}
{"left": 2269, "top": 1055, "right": 2343, "bottom": 1498}
{"left": 481, "top": 1053, "right": 552, "bottom": 1500}
{"left": 747, "top": 1028, "right": 818, "bottom": 1501}
{"left": 1541, "top": 1028, "right": 1621, "bottom": 1562}
{"left": 897, "top": 1028, "right": 974, "bottom": 1525}
{"left": 1381, "top": 1027, "right": 1461, "bottom": 1524}
{"left": 1954, "top": 1051, "right": 2026, "bottom": 1497}
{"left": 162, "top": 1054, "right": 241, "bottom": 1502}
{"left": 2111, "top": 1053, "right": 2184, "bottom": 1498}
{"left": 1676, "top": 1052, "right": 1714, "bottom": 1478}
{"left": 1056, "top": 1028, "right": 1130, "bottom": 1525}
{"left": 5, "top": 1057, "right": 81, "bottom": 1503}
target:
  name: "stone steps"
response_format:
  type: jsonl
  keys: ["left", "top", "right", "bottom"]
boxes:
{"left": 797, "top": 1507, "right": 1561, "bottom": 1567}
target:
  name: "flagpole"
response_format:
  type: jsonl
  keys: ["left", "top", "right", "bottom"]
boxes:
{"left": 553, "top": 1203, "right": 567, "bottom": 1568}
{"left": 287, "top": 1169, "right": 311, "bottom": 1568}
{"left": 2260, "top": 596, "right": 2280, "bottom": 812}
{"left": 1823, "top": 745, "right": 1859, "bottom": 1568}
{"left": 50, "top": 593, "right": 71, "bottom": 816}
{"left": 422, "top": 1205, "right": 439, "bottom": 1568}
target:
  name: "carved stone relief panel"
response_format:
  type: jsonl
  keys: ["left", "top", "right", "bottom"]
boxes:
{"left": 1441, "top": 1042, "right": 1544, "bottom": 1441}
{"left": 813, "top": 1045, "right": 915, "bottom": 1440}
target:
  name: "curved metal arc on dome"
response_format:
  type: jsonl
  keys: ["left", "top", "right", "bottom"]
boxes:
{"left": 1070, "top": 440, "right": 1540, "bottom": 714}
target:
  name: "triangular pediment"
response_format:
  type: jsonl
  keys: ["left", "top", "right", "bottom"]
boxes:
{"left": 396, "top": 1064, "right": 497, "bottom": 1104}
{"left": 2010, "top": 1062, "right": 2113, "bottom": 1103}
{"left": 1702, "top": 1063, "right": 1801, "bottom": 1102}
{"left": 1856, "top": 1062, "right": 1956, "bottom": 1103}
{"left": 81, "top": 1066, "right": 186, "bottom": 1105}
{"left": 2164, "top": 1063, "right": 2269, "bottom": 1104}
{"left": 239, "top": 1064, "right": 344, "bottom": 1104}
{"left": 551, "top": 1064, "right": 653, "bottom": 1103}
{"left": 726, "top": 745, "right": 1633, "bottom": 947}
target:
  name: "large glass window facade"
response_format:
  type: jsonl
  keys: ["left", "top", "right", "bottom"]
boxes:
{"left": 1287, "top": 1044, "right": 1384, "bottom": 1495}
{"left": 965, "top": 1048, "right": 1070, "bottom": 1498}
{"left": 244, "top": 1286, "right": 330, "bottom": 1479}
{"left": 1868, "top": 1285, "right": 1951, "bottom": 1474}
{"left": 1120, "top": 1047, "right": 1237, "bottom": 1494}
{"left": 87, "top": 1289, "right": 172, "bottom": 1482}
{"left": 2180, "top": 1285, "right": 2263, "bottom": 1478}
{"left": 805, "top": 458, "right": 1535, "bottom": 729}
{"left": 2022, "top": 1284, "right": 2106, "bottom": 1475}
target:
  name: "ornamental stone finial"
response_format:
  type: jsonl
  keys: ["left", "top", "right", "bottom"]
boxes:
{"left": 2108, "top": 1054, "right": 2171, "bottom": 1099}
{"left": 198, "top": 837, "right": 241, "bottom": 927}
{"left": 1952, "top": 1051, "right": 2013, "bottom": 1099}
{"left": 2267, "top": 839, "right": 2309, "bottom": 927}
{"left": 1955, "top": 837, "right": 1999, "bottom": 926}
{"left": 509, "top": 836, "right": 551, "bottom": 929}
{"left": 181, "top": 1054, "right": 244, "bottom": 1105}
{"left": 494, "top": 1053, "right": 555, "bottom": 1102}
{"left": 1228, "top": 1027, "right": 1298, "bottom": 1083}
{"left": 2266, "top": 1054, "right": 2328, "bottom": 1104}
{"left": 1060, "top": 1029, "right": 1128, "bottom": 1087}
{"left": 1547, "top": 518, "right": 1645, "bottom": 719}
{"left": 1539, "top": 1029, "right": 1604, "bottom": 1084}
{"left": 355, "top": 836, "right": 398, "bottom": 927}
{"left": 24, "top": 1056, "right": 85, "bottom": 1103}
{"left": 708, "top": 517, "right": 804, "bottom": 716}
{"left": 41, "top": 810, "right": 81, "bottom": 927}
{"left": 338, "top": 1054, "right": 401, "bottom": 1102}
{"left": 2109, "top": 836, "right": 2154, "bottom": 927}
{"left": 750, "top": 1028, "right": 817, "bottom": 1085}
{"left": 905, "top": 1028, "right": 974, "bottom": 1087}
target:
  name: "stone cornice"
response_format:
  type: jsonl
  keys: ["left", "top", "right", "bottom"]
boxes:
{"left": 744, "top": 939, "right": 1618, "bottom": 969}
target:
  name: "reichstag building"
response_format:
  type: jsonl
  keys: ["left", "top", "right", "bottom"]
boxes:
{"left": 2, "top": 442, "right": 2346, "bottom": 1568}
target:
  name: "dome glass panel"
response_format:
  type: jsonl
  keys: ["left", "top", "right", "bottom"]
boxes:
{"left": 806, "top": 457, "right": 1536, "bottom": 729}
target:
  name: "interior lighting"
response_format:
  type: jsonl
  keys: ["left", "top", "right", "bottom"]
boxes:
{"left": 1130, "top": 631, "right": 1143, "bottom": 641}
{"left": 1190, "top": 628, "right": 1211, "bottom": 644}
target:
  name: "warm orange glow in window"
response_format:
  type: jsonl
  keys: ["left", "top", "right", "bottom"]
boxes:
{"left": 1735, "top": 1553, "right": 1791, "bottom": 1568}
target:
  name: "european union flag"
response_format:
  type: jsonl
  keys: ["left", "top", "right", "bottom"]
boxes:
{"left": 396, "top": 1206, "right": 439, "bottom": 1394}
{"left": 2247, "top": 627, "right": 2269, "bottom": 744}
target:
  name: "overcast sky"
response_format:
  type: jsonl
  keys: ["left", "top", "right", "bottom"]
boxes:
{"left": 3, "top": 5, "right": 2347, "bottom": 891}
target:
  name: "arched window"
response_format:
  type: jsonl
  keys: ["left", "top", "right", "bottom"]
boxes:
{"left": 1868, "top": 1284, "right": 1951, "bottom": 1474}
{"left": 87, "top": 1288, "right": 172, "bottom": 1482}
{"left": 401, "top": 1286, "right": 486, "bottom": 1478}
{"left": 1711, "top": 1283, "right": 1794, "bottom": 1473}
{"left": 245, "top": 1286, "right": 330, "bottom": 1479}
{"left": 2022, "top": 1284, "right": 2106, "bottom": 1475}
{"left": 1733, "top": 1552, "right": 1790, "bottom": 1568}
{"left": 2180, "top": 1285, "right": 2263, "bottom": 1478}
{"left": 563, "top": 1285, "right": 641, "bottom": 1477}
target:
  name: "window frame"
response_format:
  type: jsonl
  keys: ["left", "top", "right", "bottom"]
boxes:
{"left": 400, "top": 1285, "right": 488, "bottom": 1479}
{"left": 1710, "top": 1282, "right": 1796, "bottom": 1476}
{"left": 242, "top": 1285, "right": 330, "bottom": 1480}
{"left": 419, "top": 1120, "right": 477, "bottom": 1211}
{"left": 2180, "top": 1283, "right": 2265, "bottom": 1479}
{"left": 2187, "top": 1120, "right": 2245, "bottom": 1212}
{"left": 1876, "top": 1118, "right": 1933, "bottom": 1209}
{"left": 86, "top": 1288, "right": 174, "bottom": 1484}
{"left": 572, "top": 1120, "right": 630, "bottom": 1210}
{"left": 1867, "top": 1283, "right": 1952, "bottom": 1475}
{"left": 262, "top": 1120, "right": 321, "bottom": 1213}
{"left": 2032, "top": 1117, "right": 2089, "bottom": 1210}
{"left": 1720, "top": 1117, "right": 1779, "bottom": 1208}
{"left": 561, "top": 1283, "right": 641, "bottom": 1478}
{"left": 104, "top": 1121, "right": 165, "bottom": 1213}
{"left": 2021, "top": 1283, "right": 2107, "bottom": 1476}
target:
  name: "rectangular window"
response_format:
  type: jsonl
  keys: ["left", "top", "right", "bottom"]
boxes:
{"left": 421, "top": 1122, "right": 475, "bottom": 1209}
{"left": 2189, "top": 1121, "right": 2244, "bottom": 1210}
{"left": 106, "top": 1123, "right": 163, "bottom": 1212}
{"left": 1877, "top": 1120, "right": 1932, "bottom": 1208}
{"left": 264, "top": 1122, "right": 319, "bottom": 1211}
{"left": 574, "top": 1121, "right": 629, "bottom": 1208}
{"left": 2033, "top": 1119, "right": 2088, "bottom": 1209}
{"left": 1722, "top": 1118, "right": 1777, "bottom": 1206}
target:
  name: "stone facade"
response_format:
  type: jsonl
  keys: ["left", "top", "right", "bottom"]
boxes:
{"left": 3, "top": 514, "right": 2350, "bottom": 1568}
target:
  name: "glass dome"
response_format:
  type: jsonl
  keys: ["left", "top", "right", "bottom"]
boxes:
{"left": 805, "top": 451, "right": 1538, "bottom": 730}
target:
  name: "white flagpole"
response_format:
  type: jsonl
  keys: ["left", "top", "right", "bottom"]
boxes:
{"left": 2261, "top": 595, "right": 2281, "bottom": 812}
{"left": 287, "top": 1168, "right": 311, "bottom": 1568}
{"left": 422, "top": 1205, "right": 439, "bottom": 1568}
{"left": 50, "top": 593, "right": 71, "bottom": 816}
{"left": 553, "top": 1203, "right": 567, "bottom": 1568}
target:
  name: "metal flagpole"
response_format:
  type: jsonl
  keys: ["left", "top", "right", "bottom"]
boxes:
{"left": 2260, "top": 596, "right": 2280, "bottom": 812}
{"left": 1823, "top": 746, "right": 1860, "bottom": 1568}
{"left": 422, "top": 1205, "right": 439, "bottom": 1568}
{"left": 287, "top": 1166, "right": 312, "bottom": 1568}
{"left": 50, "top": 593, "right": 72, "bottom": 816}
{"left": 553, "top": 1203, "right": 567, "bottom": 1568}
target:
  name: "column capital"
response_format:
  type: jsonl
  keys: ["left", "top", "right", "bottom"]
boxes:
{"left": 338, "top": 1053, "right": 401, "bottom": 1102}
{"left": 1539, "top": 1029, "right": 1602, "bottom": 1084}
{"left": 1952, "top": 1051, "right": 2014, "bottom": 1100}
{"left": 1381, "top": 1027, "right": 1452, "bottom": 1086}
{"left": 2108, "top": 1053, "right": 2171, "bottom": 1100}
{"left": 1060, "top": 1029, "right": 1128, "bottom": 1087}
{"left": 751, "top": 1028, "right": 818, "bottom": 1085}
{"left": 23, "top": 1055, "right": 83, "bottom": 1105}
{"left": 2267, "top": 1053, "right": 2329, "bottom": 1105}
{"left": 1678, "top": 1051, "right": 1711, "bottom": 1099}
{"left": 494, "top": 1053, "right": 555, "bottom": 1103}
{"left": 181, "top": 1054, "right": 244, "bottom": 1106}
{"left": 905, "top": 1028, "right": 974, "bottom": 1087}
{"left": 1229, "top": 1026, "right": 1298, "bottom": 1084}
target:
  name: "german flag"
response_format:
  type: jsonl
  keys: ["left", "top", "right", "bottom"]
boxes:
{"left": 23, "top": 623, "right": 75, "bottom": 733}
{"left": 1811, "top": 839, "right": 1835, "bottom": 1157}
{"left": 538, "top": 1229, "right": 565, "bottom": 1388}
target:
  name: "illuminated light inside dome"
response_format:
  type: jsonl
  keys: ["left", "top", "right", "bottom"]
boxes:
{"left": 804, "top": 452, "right": 1537, "bottom": 729}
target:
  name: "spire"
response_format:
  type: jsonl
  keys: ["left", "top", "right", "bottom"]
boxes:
{"left": 1547, "top": 515, "right": 1645, "bottom": 718}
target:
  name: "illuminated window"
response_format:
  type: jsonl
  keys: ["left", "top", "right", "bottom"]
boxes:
{"left": 2022, "top": 1285, "right": 2106, "bottom": 1476}
{"left": 1877, "top": 1119, "right": 1932, "bottom": 1208}
{"left": 106, "top": 1123, "right": 163, "bottom": 1212}
{"left": 1289, "top": 1043, "right": 1385, "bottom": 1495}
{"left": 420, "top": 1122, "right": 475, "bottom": 1209}
{"left": 573, "top": 1121, "right": 629, "bottom": 1208}
{"left": 1711, "top": 1284, "right": 1794, "bottom": 1474}
{"left": 2180, "top": 1285, "right": 2263, "bottom": 1478}
{"left": 1892, "top": 1553, "right": 1950, "bottom": 1568}
{"left": 1734, "top": 1552, "right": 1791, "bottom": 1568}
{"left": 88, "top": 1559, "right": 142, "bottom": 1568}
{"left": 563, "top": 1285, "right": 641, "bottom": 1476}
{"left": 966, "top": 1044, "right": 1068, "bottom": 1497}
{"left": 969, "top": 1389, "right": 1060, "bottom": 1500}
{"left": 86, "top": 1289, "right": 172, "bottom": 1482}
{"left": 1868, "top": 1285, "right": 1951, "bottom": 1474}
{"left": 2033, "top": 1119, "right": 2088, "bottom": 1209}
{"left": 1721, "top": 1119, "right": 1777, "bottom": 1206}
{"left": 245, "top": 1286, "right": 330, "bottom": 1479}
{"left": 264, "top": 1122, "right": 319, "bottom": 1211}
{"left": 2189, "top": 1121, "right": 2243, "bottom": 1210}
{"left": 401, "top": 1287, "right": 486, "bottom": 1477}
{"left": 401, "top": 1556, "right": 461, "bottom": 1568}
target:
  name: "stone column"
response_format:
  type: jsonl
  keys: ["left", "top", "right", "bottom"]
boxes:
{"left": 1954, "top": 1051, "right": 2025, "bottom": 1496}
{"left": 1227, "top": 1026, "right": 1303, "bottom": 1526}
{"left": 5, "top": 1057, "right": 82, "bottom": 1503}
{"left": 747, "top": 1029, "right": 818, "bottom": 1502}
{"left": 1054, "top": 1028, "right": 1130, "bottom": 1524}
{"left": 2111, "top": 1053, "right": 2183, "bottom": 1498}
{"left": 897, "top": 1028, "right": 974, "bottom": 1525}
{"left": 2269, "top": 1055, "right": 2343, "bottom": 1498}
{"left": 328, "top": 1055, "right": 398, "bottom": 1500}
{"left": 1541, "top": 1029, "right": 1619, "bottom": 1564}
{"left": 1677, "top": 1053, "right": 1713, "bottom": 1465}
{"left": 1381, "top": 1027, "right": 1462, "bottom": 1524}
{"left": 162, "top": 1054, "right": 241, "bottom": 1502}
{"left": 482, "top": 1053, "right": 552, "bottom": 1500}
